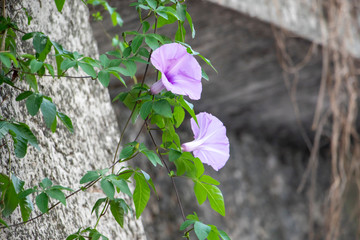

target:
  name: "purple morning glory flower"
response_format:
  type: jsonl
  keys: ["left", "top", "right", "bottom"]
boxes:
{"left": 150, "top": 43, "right": 202, "bottom": 100}
{"left": 181, "top": 112, "right": 230, "bottom": 171}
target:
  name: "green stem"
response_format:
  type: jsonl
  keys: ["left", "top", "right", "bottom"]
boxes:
{"left": 94, "top": 199, "right": 109, "bottom": 229}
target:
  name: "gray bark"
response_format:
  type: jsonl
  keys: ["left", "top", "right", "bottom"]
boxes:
{"left": 0, "top": 1, "right": 145, "bottom": 239}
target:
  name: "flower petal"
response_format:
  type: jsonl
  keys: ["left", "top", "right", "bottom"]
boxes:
{"left": 182, "top": 112, "right": 230, "bottom": 171}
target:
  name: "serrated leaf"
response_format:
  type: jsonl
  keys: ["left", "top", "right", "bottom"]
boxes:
{"left": 100, "top": 179, "right": 115, "bottom": 200}
{"left": 194, "top": 221, "right": 211, "bottom": 240}
{"left": 40, "top": 98, "right": 57, "bottom": 128}
{"left": 133, "top": 173, "right": 150, "bottom": 219}
{"left": 153, "top": 99, "right": 172, "bottom": 118}
{"left": 110, "top": 200, "right": 125, "bottom": 228}
{"left": 26, "top": 94, "right": 43, "bottom": 116}
{"left": 35, "top": 192, "right": 49, "bottom": 213}
{"left": 46, "top": 189, "right": 66, "bottom": 205}
{"left": 98, "top": 70, "right": 110, "bottom": 87}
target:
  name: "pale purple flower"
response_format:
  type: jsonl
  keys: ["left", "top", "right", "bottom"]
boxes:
{"left": 150, "top": 43, "right": 202, "bottom": 100}
{"left": 181, "top": 112, "right": 230, "bottom": 171}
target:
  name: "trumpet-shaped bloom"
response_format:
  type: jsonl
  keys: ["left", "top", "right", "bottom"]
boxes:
{"left": 181, "top": 112, "right": 230, "bottom": 171}
{"left": 150, "top": 43, "right": 202, "bottom": 100}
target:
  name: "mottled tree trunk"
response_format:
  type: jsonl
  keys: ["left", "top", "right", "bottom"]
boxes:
{"left": 0, "top": 1, "right": 145, "bottom": 239}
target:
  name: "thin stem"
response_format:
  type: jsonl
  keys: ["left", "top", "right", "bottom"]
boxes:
{"left": 5, "top": 137, "right": 11, "bottom": 177}
{"left": 145, "top": 121, "right": 186, "bottom": 221}
{"left": 15, "top": 70, "right": 93, "bottom": 79}
{"left": 94, "top": 199, "right": 109, "bottom": 229}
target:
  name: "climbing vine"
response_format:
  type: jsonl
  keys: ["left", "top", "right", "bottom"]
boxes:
{"left": 0, "top": 0, "right": 231, "bottom": 239}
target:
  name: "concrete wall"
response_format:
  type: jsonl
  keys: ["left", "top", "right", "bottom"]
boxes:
{"left": 0, "top": 1, "right": 145, "bottom": 239}
{"left": 207, "top": 0, "right": 360, "bottom": 58}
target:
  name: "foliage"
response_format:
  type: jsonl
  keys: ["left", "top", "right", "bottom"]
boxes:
{"left": 0, "top": 0, "right": 231, "bottom": 239}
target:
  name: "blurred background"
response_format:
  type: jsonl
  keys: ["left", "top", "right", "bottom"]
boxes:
{"left": 89, "top": 1, "right": 360, "bottom": 239}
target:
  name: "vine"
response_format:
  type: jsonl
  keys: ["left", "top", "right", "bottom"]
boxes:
{"left": 0, "top": 0, "right": 231, "bottom": 239}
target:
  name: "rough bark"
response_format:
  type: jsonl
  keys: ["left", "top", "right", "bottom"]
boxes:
{"left": 0, "top": 1, "right": 145, "bottom": 239}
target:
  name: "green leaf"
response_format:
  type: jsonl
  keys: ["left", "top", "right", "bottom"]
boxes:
{"left": 169, "top": 149, "right": 182, "bottom": 162}
{"left": 133, "top": 172, "right": 150, "bottom": 218}
{"left": 180, "top": 219, "right": 195, "bottom": 231}
{"left": 51, "top": 185, "right": 73, "bottom": 192}
{"left": 201, "top": 68, "right": 209, "bottom": 81}
{"left": 111, "top": 12, "right": 123, "bottom": 27}
{"left": 80, "top": 171, "right": 100, "bottom": 184}
{"left": 145, "top": 0, "right": 157, "bottom": 9}
{"left": 142, "top": 150, "right": 162, "bottom": 167}
{"left": 40, "top": 98, "right": 57, "bottom": 128}
{"left": 40, "top": 178, "right": 53, "bottom": 189}
{"left": 57, "top": 112, "right": 74, "bottom": 133}
{"left": 153, "top": 99, "right": 172, "bottom": 118}
{"left": 194, "top": 221, "right": 211, "bottom": 240}
{"left": 33, "top": 33, "right": 48, "bottom": 53}
{"left": 144, "top": 35, "right": 159, "bottom": 50}
{"left": 91, "top": 197, "right": 107, "bottom": 217}
{"left": 173, "top": 105, "right": 185, "bottom": 128}
{"left": 25, "top": 74, "right": 38, "bottom": 92}
{"left": 205, "top": 183, "right": 225, "bottom": 216}
{"left": 35, "top": 192, "right": 49, "bottom": 213}
{"left": 178, "top": 97, "right": 197, "bottom": 125}
{"left": 16, "top": 91, "right": 33, "bottom": 102}
{"left": 119, "top": 145, "right": 135, "bottom": 160}
{"left": 194, "top": 181, "right": 207, "bottom": 205}
{"left": 0, "top": 53, "right": 11, "bottom": 68}
{"left": 60, "top": 58, "right": 76, "bottom": 71}
{"left": 110, "top": 179, "right": 132, "bottom": 197}
{"left": 79, "top": 62, "right": 96, "bottom": 78}
{"left": 176, "top": 3, "right": 186, "bottom": 21}
{"left": 1, "top": 176, "right": 19, "bottom": 217}
{"left": 140, "top": 101, "right": 153, "bottom": 120}
{"left": 0, "top": 218, "right": 8, "bottom": 227}
{"left": 200, "top": 175, "right": 220, "bottom": 185}
{"left": 44, "top": 63, "right": 55, "bottom": 77}
{"left": 29, "top": 59, "right": 44, "bottom": 73}
{"left": 186, "top": 12, "right": 195, "bottom": 38}
{"left": 98, "top": 70, "right": 110, "bottom": 87}
{"left": 46, "top": 189, "right": 66, "bottom": 205}
{"left": 100, "top": 179, "right": 115, "bottom": 200}
{"left": 131, "top": 35, "right": 144, "bottom": 54}
{"left": 194, "top": 157, "right": 204, "bottom": 178}
{"left": 142, "top": 21, "right": 150, "bottom": 33}
{"left": 123, "top": 61, "right": 137, "bottom": 77}
{"left": 54, "top": 0, "right": 66, "bottom": 12}
{"left": 218, "top": 230, "right": 231, "bottom": 240}
{"left": 11, "top": 174, "right": 25, "bottom": 194}
{"left": 11, "top": 134, "right": 28, "bottom": 158}
{"left": 110, "top": 199, "right": 125, "bottom": 228}
{"left": 26, "top": 93, "right": 43, "bottom": 116}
